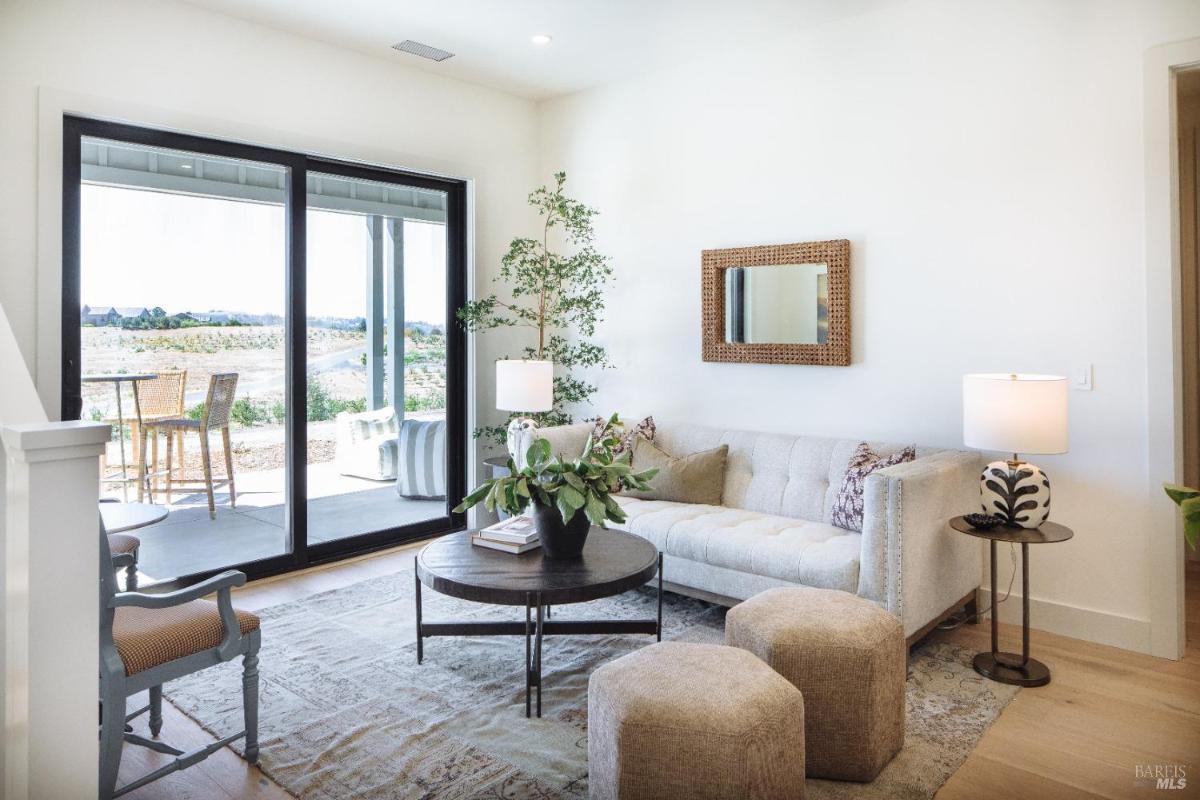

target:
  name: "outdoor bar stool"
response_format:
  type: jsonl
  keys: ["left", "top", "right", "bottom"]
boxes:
{"left": 131, "top": 370, "right": 187, "bottom": 499}
{"left": 140, "top": 372, "right": 238, "bottom": 519}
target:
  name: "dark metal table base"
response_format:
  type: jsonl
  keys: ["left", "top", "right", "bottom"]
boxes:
{"left": 978, "top": 540, "right": 1051, "bottom": 687}
{"left": 415, "top": 553, "right": 664, "bottom": 717}
{"left": 972, "top": 651, "right": 1051, "bottom": 687}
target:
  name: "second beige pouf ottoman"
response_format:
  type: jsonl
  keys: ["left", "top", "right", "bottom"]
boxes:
{"left": 588, "top": 641, "right": 806, "bottom": 800}
{"left": 726, "top": 586, "right": 905, "bottom": 782}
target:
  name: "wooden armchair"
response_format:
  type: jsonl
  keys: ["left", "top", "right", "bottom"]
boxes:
{"left": 99, "top": 521, "right": 261, "bottom": 799}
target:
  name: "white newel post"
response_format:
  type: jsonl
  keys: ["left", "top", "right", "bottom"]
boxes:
{"left": 4, "top": 421, "right": 108, "bottom": 800}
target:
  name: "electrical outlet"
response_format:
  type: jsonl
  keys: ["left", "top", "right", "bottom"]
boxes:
{"left": 1072, "top": 362, "right": 1093, "bottom": 391}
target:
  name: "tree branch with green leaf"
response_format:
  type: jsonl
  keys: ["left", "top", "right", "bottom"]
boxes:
{"left": 1164, "top": 483, "right": 1200, "bottom": 550}
{"left": 457, "top": 172, "right": 613, "bottom": 444}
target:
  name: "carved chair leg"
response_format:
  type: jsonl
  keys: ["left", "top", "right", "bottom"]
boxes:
{"left": 149, "top": 685, "right": 164, "bottom": 737}
{"left": 200, "top": 431, "right": 215, "bottom": 520}
{"left": 99, "top": 681, "right": 125, "bottom": 800}
{"left": 222, "top": 427, "right": 236, "bottom": 508}
{"left": 125, "top": 555, "right": 138, "bottom": 592}
{"left": 242, "top": 650, "right": 260, "bottom": 764}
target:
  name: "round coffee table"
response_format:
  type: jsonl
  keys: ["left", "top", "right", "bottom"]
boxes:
{"left": 949, "top": 516, "right": 1074, "bottom": 687}
{"left": 415, "top": 527, "right": 663, "bottom": 717}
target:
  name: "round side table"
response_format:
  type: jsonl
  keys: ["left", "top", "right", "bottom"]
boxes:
{"left": 949, "top": 516, "right": 1074, "bottom": 687}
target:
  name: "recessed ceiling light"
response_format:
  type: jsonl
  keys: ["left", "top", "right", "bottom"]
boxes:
{"left": 531, "top": 34, "right": 552, "bottom": 45}
{"left": 181, "top": 164, "right": 193, "bottom": 170}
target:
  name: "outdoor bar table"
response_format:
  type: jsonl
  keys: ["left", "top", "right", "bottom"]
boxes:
{"left": 82, "top": 372, "right": 157, "bottom": 501}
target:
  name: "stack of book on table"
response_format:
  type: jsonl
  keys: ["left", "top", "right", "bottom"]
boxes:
{"left": 471, "top": 516, "right": 540, "bottom": 554}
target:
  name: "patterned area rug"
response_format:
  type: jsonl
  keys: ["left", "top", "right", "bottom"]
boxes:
{"left": 167, "top": 568, "right": 1019, "bottom": 799}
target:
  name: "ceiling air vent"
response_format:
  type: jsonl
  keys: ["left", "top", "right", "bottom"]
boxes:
{"left": 391, "top": 40, "right": 454, "bottom": 62}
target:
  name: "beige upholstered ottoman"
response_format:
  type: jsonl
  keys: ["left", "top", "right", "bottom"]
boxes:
{"left": 588, "top": 641, "right": 806, "bottom": 800}
{"left": 726, "top": 587, "right": 905, "bottom": 782}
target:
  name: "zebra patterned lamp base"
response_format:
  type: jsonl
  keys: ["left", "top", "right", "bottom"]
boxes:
{"left": 980, "top": 459, "right": 1051, "bottom": 529}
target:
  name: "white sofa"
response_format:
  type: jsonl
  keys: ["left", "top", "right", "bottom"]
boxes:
{"left": 537, "top": 421, "right": 981, "bottom": 641}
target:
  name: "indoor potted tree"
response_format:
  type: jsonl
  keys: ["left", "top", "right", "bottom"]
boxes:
{"left": 453, "top": 416, "right": 658, "bottom": 558}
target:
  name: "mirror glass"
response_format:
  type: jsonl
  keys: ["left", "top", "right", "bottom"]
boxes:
{"left": 724, "top": 263, "right": 829, "bottom": 345}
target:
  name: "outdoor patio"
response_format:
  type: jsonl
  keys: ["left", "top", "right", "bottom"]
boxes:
{"left": 112, "top": 461, "right": 444, "bottom": 583}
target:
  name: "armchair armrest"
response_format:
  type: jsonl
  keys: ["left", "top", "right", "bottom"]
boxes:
{"left": 859, "top": 450, "right": 982, "bottom": 638}
{"left": 110, "top": 552, "right": 136, "bottom": 570}
{"left": 111, "top": 569, "right": 248, "bottom": 656}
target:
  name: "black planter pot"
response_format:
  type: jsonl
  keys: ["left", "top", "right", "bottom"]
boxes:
{"left": 530, "top": 499, "right": 591, "bottom": 559}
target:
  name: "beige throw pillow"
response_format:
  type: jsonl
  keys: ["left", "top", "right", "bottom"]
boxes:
{"left": 626, "top": 438, "right": 728, "bottom": 505}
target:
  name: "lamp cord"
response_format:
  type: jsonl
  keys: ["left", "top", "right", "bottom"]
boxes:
{"left": 936, "top": 543, "right": 1018, "bottom": 631}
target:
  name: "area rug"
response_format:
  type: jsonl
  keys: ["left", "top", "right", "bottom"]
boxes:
{"left": 166, "top": 568, "right": 1019, "bottom": 799}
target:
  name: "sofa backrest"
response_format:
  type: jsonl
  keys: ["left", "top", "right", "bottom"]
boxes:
{"left": 653, "top": 422, "right": 943, "bottom": 523}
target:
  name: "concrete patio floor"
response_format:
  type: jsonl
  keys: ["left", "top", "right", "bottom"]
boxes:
{"left": 115, "top": 462, "right": 444, "bottom": 583}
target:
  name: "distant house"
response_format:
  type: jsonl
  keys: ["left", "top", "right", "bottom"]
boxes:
{"left": 80, "top": 305, "right": 151, "bottom": 326}
{"left": 114, "top": 307, "right": 150, "bottom": 321}
{"left": 80, "top": 305, "right": 120, "bottom": 326}
{"left": 191, "top": 311, "right": 231, "bottom": 324}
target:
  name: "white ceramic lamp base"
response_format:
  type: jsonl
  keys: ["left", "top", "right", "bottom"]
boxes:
{"left": 979, "top": 460, "right": 1051, "bottom": 529}
{"left": 506, "top": 417, "right": 539, "bottom": 467}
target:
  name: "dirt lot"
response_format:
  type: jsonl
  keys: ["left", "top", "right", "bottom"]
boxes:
{"left": 81, "top": 325, "right": 364, "bottom": 415}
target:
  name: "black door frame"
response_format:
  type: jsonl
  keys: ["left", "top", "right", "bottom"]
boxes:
{"left": 63, "top": 115, "right": 467, "bottom": 584}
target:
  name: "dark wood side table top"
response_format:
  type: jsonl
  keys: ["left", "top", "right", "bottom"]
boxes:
{"left": 949, "top": 516, "right": 1074, "bottom": 545}
{"left": 417, "top": 527, "right": 659, "bottom": 607}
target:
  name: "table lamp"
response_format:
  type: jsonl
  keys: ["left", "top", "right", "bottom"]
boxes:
{"left": 496, "top": 359, "right": 553, "bottom": 463}
{"left": 962, "top": 373, "right": 1068, "bottom": 528}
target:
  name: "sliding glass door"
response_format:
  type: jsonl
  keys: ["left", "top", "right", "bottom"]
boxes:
{"left": 63, "top": 117, "right": 466, "bottom": 585}
{"left": 303, "top": 168, "right": 451, "bottom": 547}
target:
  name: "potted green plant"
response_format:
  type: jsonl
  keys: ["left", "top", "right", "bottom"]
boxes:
{"left": 1164, "top": 484, "right": 1200, "bottom": 551}
{"left": 453, "top": 417, "right": 658, "bottom": 559}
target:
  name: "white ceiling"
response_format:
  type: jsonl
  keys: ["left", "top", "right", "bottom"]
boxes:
{"left": 181, "top": 0, "right": 900, "bottom": 100}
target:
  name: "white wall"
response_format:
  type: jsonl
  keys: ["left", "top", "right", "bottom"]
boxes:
{"left": 0, "top": 0, "right": 538, "bottom": 433}
{"left": 539, "top": 0, "right": 1200, "bottom": 654}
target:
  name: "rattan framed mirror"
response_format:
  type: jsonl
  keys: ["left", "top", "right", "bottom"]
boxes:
{"left": 701, "top": 239, "right": 850, "bottom": 366}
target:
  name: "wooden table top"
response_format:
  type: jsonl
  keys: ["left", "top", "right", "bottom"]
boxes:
{"left": 417, "top": 527, "right": 659, "bottom": 606}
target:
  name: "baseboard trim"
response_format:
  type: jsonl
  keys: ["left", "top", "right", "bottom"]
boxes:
{"left": 987, "top": 592, "right": 1152, "bottom": 654}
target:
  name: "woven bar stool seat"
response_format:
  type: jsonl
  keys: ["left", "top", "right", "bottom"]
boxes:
{"left": 727, "top": 586, "right": 905, "bottom": 782}
{"left": 114, "top": 601, "right": 260, "bottom": 676}
{"left": 588, "top": 641, "right": 805, "bottom": 800}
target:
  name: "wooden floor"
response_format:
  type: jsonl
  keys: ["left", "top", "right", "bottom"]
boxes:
{"left": 120, "top": 548, "right": 1200, "bottom": 800}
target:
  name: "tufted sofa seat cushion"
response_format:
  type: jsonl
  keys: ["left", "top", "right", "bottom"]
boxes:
{"left": 611, "top": 495, "right": 862, "bottom": 592}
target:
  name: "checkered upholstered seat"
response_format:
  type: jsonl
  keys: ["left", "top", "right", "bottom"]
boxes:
{"left": 107, "top": 533, "right": 140, "bottom": 555}
{"left": 113, "top": 600, "right": 260, "bottom": 676}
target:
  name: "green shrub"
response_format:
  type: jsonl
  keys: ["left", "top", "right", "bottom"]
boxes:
{"left": 231, "top": 398, "right": 270, "bottom": 427}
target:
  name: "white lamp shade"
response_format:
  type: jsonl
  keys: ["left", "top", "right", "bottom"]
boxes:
{"left": 495, "top": 359, "right": 553, "bottom": 412}
{"left": 963, "top": 373, "right": 1068, "bottom": 455}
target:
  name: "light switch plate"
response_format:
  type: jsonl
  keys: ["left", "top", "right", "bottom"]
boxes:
{"left": 1072, "top": 362, "right": 1093, "bottom": 391}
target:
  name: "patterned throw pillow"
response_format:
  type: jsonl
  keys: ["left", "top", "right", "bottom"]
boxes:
{"left": 830, "top": 442, "right": 916, "bottom": 532}
{"left": 589, "top": 415, "right": 656, "bottom": 456}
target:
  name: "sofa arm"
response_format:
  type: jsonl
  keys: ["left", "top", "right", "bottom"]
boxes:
{"left": 858, "top": 450, "right": 982, "bottom": 638}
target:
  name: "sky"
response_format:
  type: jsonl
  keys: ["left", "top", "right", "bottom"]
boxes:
{"left": 80, "top": 184, "right": 447, "bottom": 324}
